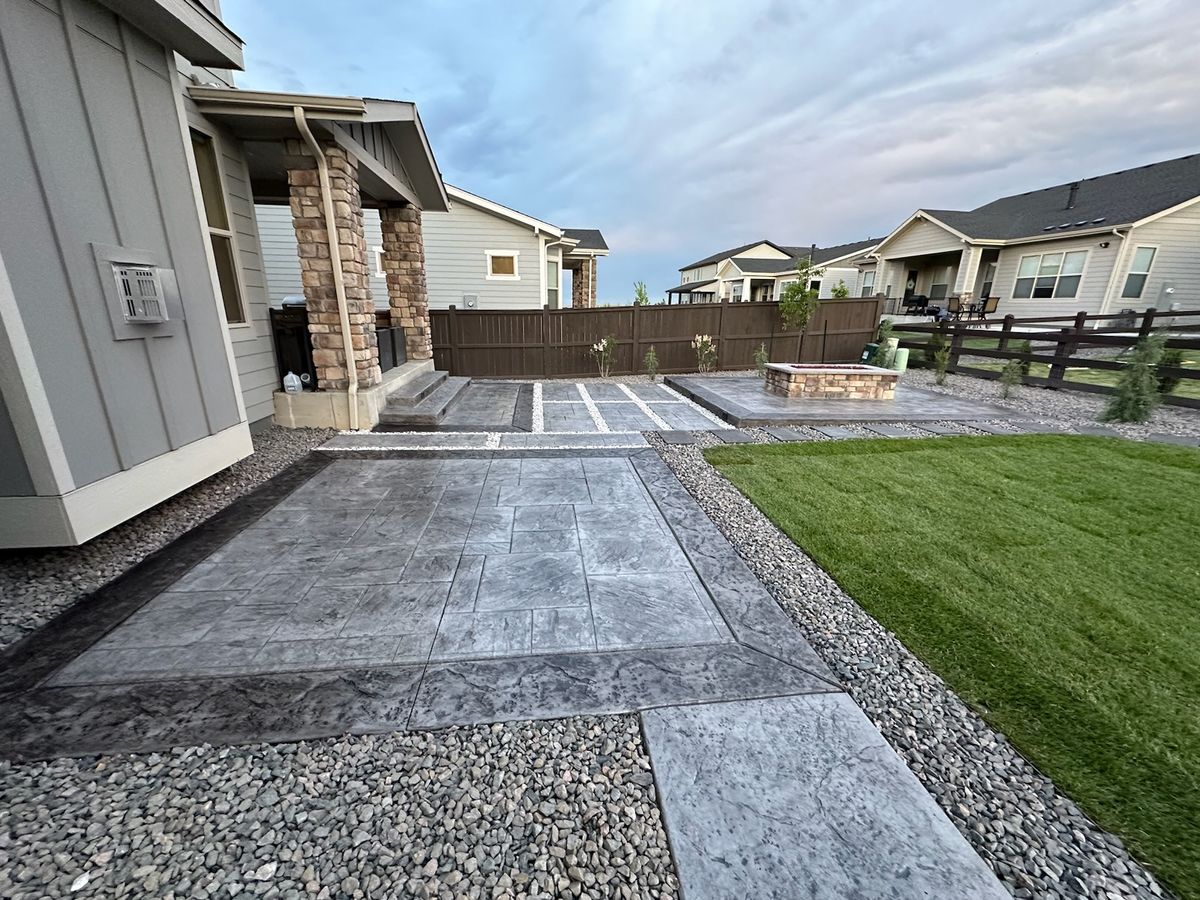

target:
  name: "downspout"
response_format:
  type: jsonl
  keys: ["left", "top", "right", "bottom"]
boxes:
{"left": 1099, "top": 226, "right": 1130, "bottom": 316}
{"left": 293, "top": 106, "right": 360, "bottom": 431}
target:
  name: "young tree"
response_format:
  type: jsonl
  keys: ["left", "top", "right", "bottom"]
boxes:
{"left": 778, "top": 258, "right": 825, "bottom": 331}
{"left": 1102, "top": 332, "right": 1167, "bottom": 423}
{"left": 633, "top": 281, "right": 650, "bottom": 306}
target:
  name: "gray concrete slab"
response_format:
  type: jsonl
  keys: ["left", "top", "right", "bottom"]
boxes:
{"left": 763, "top": 427, "right": 809, "bottom": 441}
{"left": 1074, "top": 424, "right": 1123, "bottom": 437}
{"left": 642, "top": 693, "right": 1009, "bottom": 900}
{"left": 862, "top": 424, "right": 912, "bottom": 438}
{"left": 667, "top": 375, "right": 1017, "bottom": 426}
{"left": 712, "top": 429, "right": 754, "bottom": 443}
{"left": 1016, "top": 420, "right": 1069, "bottom": 433}
{"left": 1146, "top": 432, "right": 1200, "bottom": 447}
{"left": 965, "top": 421, "right": 1021, "bottom": 435}
{"left": 913, "top": 423, "right": 965, "bottom": 436}
{"left": 659, "top": 430, "right": 697, "bottom": 445}
{"left": 813, "top": 426, "right": 859, "bottom": 439}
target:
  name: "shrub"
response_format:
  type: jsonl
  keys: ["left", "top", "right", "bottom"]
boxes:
{"left": 778, "top": 258, "right": 825, "bottom": 331}
{"left": 925, "top": 330, "right": 947, "bottom": 367}
{"left": 872, "top": 318, "right": 895, "bottom": 367}
{"left": 590, "top": 334, "right": 616, "bottom": 378}
{"left": 1016, "top": 339, "right": 1032, "bottom": 376}
{"left": 691, "top": 334, "right": 718, "bottom": 373}
{"left": 753, "top": 343, "right": 770, "bottom": 377}
{"left": 1157, "top": 347, "right": 1184, "bottom": 395}
{"left": 831, "top": 280, "right": 850, "bottom": 299}
{"left": 999, "top": 359, "right": 1022, "bottom": 398}
{"left": 934, "top": 342, "right": 951, "bottom": 385}
{"left": 643, "top": 345, "right": 659, "bottom": 381}
{"left": 1102, "top": 332, "right": 1167, "bottom": 423}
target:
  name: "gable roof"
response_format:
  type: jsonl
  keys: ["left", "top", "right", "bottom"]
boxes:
{"left": 730, "top": 256, "right": 800, "bottom": 274}
{"left": 563, "top": 228, "right": 608, "bottom": 252}
{"left": 680, "top": 240, "right": 796, "bottom": 271}
{"left": 809, "top": 237, "right": 884, "bottom": 265}
{"left": 666, "top": 278, "right": 718, "bottom": 293}
{"left": 445, "top": 184, "right": 561, "bottom": 235}
{"left": 917, "top": 153, "right": 1200, "bottom": 241}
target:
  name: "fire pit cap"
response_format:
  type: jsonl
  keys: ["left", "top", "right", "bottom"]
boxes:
{"left": 764, "top": 363, "right": 896, "bottom": 376}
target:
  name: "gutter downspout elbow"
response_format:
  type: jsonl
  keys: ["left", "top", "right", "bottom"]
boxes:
{"left": 1100, "top": 226, "right": 1130, "bottom": 316}
{"left": 293, "top": 105, "right": 360, "bottom": 431}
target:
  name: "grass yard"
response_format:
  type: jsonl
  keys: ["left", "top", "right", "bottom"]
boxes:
{"left": 706, "top": 435, "right": 1200, "bottom": 898}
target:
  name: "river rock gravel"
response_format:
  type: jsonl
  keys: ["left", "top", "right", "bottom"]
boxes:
{"left": 649, "top": 433, "right": 1171, "bottom": 900}
{"left": 0, "top": 426, "right": 334, "bottom": 654}
{"left": 0, "top": 717, "right": 678, "bottom": 900}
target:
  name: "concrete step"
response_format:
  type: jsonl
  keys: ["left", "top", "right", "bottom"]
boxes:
{"left": 378, "top": 375, "right": 471, "bottom": 427}
{"left": 383, "top": 369, "right": 447, "bottom": 408}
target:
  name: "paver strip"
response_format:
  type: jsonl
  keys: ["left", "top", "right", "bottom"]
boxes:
{"left": 764, "top": 426, "right": 809, "bottom": 441}
{"left": 642, "top": 693, "right": 1009, "bottom": 900}
{"left": 862, "top": 423, "right": 912, "bottom": 437}
{"left": 711, "top": 429, "right": 754, "bottom": 443}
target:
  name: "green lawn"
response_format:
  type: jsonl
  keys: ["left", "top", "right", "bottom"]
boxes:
{"left": 706, "top": 436, "right": 1200, "bottom": 898}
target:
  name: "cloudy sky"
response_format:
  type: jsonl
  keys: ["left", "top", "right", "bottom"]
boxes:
{"left": 222, "top": 0, "right": 1200, "bottom": 304}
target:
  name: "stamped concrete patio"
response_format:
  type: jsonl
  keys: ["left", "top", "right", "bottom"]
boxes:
{"left": 0, "top": 442, "right": 1008, "bottom": 898}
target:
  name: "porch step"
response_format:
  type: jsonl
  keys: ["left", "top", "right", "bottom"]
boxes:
{"left": 378, "top": 375, "right": 471, "bottom": 428}
{"left": 387, "top": 369, "right": 448, "bottom": 405}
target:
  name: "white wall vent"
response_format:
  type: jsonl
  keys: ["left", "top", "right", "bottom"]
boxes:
{"left": 462, "top": 293, "right": 479, "bottom": 309}
{"left": 112, "top": 263, "right": 167, "bottom": 323}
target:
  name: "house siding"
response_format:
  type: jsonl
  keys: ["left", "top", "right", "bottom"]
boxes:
{"left": 879, "top": 218, "right": 965, "bottom": 258}
{"left": 422, "top": 202, "right": 545, "bottom": 310}
{"left": 0, "top": 390, "right": 34, "bottom": 496}
{"left": 0, "top": 0, "right": 243, "bottom": 491}
{"left": 992, "top": 235, "right": 1118, "bottom": 317}
{"left": 1121, "top": 203, "right": 1200, "bottom": 311}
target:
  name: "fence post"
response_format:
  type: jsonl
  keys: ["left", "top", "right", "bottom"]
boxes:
{"left": 541, "top": 307, "right": 550, "bottom": 378}
{"left": 717, "top": 297, "right": 728, "bottom": 371}
{"left": 630, "top": 303, "right": 641, "bottom": 375}
{"left": 447, "top": 305, "right": 459, "bottom": 375}
{"left": 998, "top": 314, "right": 1015, "bottom": 350}
{"left": 948, "top": 327, "right": 963, "bottom": 373}
{"left": 1139, "top": 306, "right": 1158, "bottom": 338}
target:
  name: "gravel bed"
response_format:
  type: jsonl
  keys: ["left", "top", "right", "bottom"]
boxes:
{"left": 0, "top": 716, "right": 678, "bottom": 900}
{"left": 0, "top": 426, "right": 334, "bottom": 654}
{"left": 649, "top": 434, "right": 1170, "bottom": 900}
{"left": 903, "top": 367, "right": 1200, "bottom": 439}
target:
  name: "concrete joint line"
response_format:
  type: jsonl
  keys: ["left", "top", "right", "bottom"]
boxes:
{"left": 617, "top": 384, "right": 672, "bottom": 431}
{"left": 531, "top": 382, "right": 545, "bottom": 433}
{"left": 575, "top": 384, "right": 610, "bottom": 432}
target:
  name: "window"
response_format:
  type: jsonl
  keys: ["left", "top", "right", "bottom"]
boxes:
{"left": 928, "top": 266, "right": 950, "bottom": 301}
{"left": 373, "top": 246, "right": 386, "bottom": 278}
{"left": 1013, "top": 250, "right": 1087, "bottom": 299}
{"left": 1121, "top": 247, "right": 1157, "bottom": 299}
{"left": 730, "top": 281, "right": 744, "bottom": 302}
{"left": 809, "top": 280, "right": 822, "bottom": 294}
{"left": 860, "top": 270, "right": 876, "bottom": 297}
{"left": 761, "top": 283, "right": 775, "bottom": 303}
{"left": 547, "top": 259, "right": 559, "bottom": 308}
{"left": 190, "top": 130, "right": 245, "bottom": 324}
{"left": 486, "top": 250, "right": 519, "bottom": 279}
{"left": 980, "top": 261, "right": 997, "bottom": 298}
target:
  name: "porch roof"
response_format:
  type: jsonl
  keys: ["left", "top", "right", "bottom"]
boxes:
{"left": 666, "top": 278, "right": 718, "bottom": 294}
{"left": 187, "top": 86, "right": 449, "bottom": 211}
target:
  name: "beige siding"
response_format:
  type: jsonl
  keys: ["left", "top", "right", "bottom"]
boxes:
{"left": 879, "top": 218, "right": 964, "bottom": 258}
{"left": 992, "top": 235, "right": 1119, "bottom": 317}
{"left": 1121, "top": 203, "right": 1200, "bottom": 310}
{"left": 423, "top": 202, "right": 544, "bottom": 310}
{"left": 680, "top": 263, "right": 718, "bottom": 283}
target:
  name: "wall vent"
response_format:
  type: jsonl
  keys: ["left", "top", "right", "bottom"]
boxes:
{"left": 463, "top": 293, "right": 479, "bottom": 309}
{"left": 112, "top": 263, "right": 167, "bottom": 323}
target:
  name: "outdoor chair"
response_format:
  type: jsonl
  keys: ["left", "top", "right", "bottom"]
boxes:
{"left": 977, "top": 296, "right": 1000, "bottom": 321}
{"left": 947, "top": 296, "right": 963, "bottom": 320}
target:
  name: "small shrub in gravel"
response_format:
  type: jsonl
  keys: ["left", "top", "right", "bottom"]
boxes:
{"left": 999, "top": 359, "right": 1022, "bottom": 398}
{"left": 0, "top": 717, "right": 679, "bottom": 900}
{"left": 1156, "top": 347, "right": 1184, "bottom": 395}
{"left": 1102, "top": 333, "right": 1166, "bottom": 423}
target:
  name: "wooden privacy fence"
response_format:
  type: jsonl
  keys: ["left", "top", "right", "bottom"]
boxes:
{"left": 894, "top": 307, "right": 1200, "bottom": 409}
{"left": 431, "top": 297, "right": 885, "bottom": 378}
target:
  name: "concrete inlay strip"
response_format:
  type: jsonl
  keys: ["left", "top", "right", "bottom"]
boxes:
{"left": 641, "top": 693, "right": 1009, "bottom": 900}
{"left": 617, "top": 383, "right": 672, "bottom": 430}
{"left": 575, "top": 384, "right": 611, "bottom": 432}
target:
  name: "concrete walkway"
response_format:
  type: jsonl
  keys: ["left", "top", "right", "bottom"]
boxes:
{"left": 0, "top": 440, "right": 1008, "bottom": 898}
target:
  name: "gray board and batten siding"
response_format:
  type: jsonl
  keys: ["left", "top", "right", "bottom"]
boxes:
{"left": 0, "top": 0, "right": 245, "bottom": 493}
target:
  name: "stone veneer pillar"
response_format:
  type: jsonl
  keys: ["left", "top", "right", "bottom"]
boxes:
{"left": 286, "top": 140, "right": 380, "bottom": 390}
{"left": 571, "top": 257, "right": 598, "bottom": 308}
{"left": 379, "top": 204, "right": 432, "bottom": 360}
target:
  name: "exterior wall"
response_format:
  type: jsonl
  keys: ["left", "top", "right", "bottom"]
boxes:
{"left": 1120, "top": 203, "right": 1200, "bottom": 311}
{"left": 423, "top": 202, "right": 544, "bottom": 309}
{"left": 680, "top": 263, "right": 718, "bottom": 284}
{"left": 992, "top": 234, "right": 1118, "bottom": 317}
{"left": 879, "top": 218, "right": 964, "bottom": 259}
{"left": 0, "top": 391, "right": 34, "bottom": 496}
{"left": 0, "top": 0, "right": 245, "bottom": 494}
{"left": 734, "top": 243, "right": 790, "bottom": 260}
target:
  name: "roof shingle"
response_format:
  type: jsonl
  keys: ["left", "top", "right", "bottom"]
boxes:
{"left": 563, "top": 228, "right": 608, "bottom": 251}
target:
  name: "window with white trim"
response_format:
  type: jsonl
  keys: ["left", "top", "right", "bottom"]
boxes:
{"left": 1012, "top": 250, "right": 1087, "bottom": 299}
{"left": 928, "top": 266, "right": 950, "bottom": 301}
{"left": 761, "top": 282, "right": 775, "bottom": 302}
{"left": 547, "top": 259, "right": 559, "bottom": 307}
{"left": 860, "top": 269, "right": 876, "bottom": 297}
{"left": 190, "top": 130, "right": 246, "bottom": 324}
{"left": 373, "top": 246, "right": 386, "bottom": 278}
{"left": 486, "top": 250, "right": 520, "bottom": 280}
{"left": 1121, "top": 247, "right": 1157, "bottom": 299}
{"left": 730, "top": 281, "right": 743, "bottom": 302}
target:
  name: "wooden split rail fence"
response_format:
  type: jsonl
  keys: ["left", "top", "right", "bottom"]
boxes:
{"left": 430, "top": 297, "right": 885, "bottom": 379}
{"left": 894, "top": 307, "right": 1200, "bottom": 410}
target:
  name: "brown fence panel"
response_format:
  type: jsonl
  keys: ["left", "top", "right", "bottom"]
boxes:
{"left": 429, "top": 298, "right": 882, "bottom": 378}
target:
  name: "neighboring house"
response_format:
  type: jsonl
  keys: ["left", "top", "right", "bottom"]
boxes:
{"left": 667, "top": 238, "right": 882, "bottom": 304}
{"left": 257, "top": 185, "right": 608, "bottom": 310}
{"left": 865, "top": 153, "right": 1200, "bottom": 317}
{"left": 0, "top": 0, "right": 447, "bottom": 546}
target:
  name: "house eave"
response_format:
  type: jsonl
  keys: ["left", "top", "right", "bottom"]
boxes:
{"left": 98, "top": 0, "right": 244, "bottom": 69}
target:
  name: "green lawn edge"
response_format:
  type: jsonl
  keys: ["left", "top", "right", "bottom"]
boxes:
{"left": 705, "top": 435, "right": 1200, "bottom": 898}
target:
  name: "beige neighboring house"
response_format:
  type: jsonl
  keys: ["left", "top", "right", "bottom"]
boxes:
{"left": 666, "top": 238, "right": 881, "bottom": 304}
{"left": 863, "top": 153, "right": 1200, "bottom": 317}
{"left": 257, "top": 185, "right": 608, "bottom": 311}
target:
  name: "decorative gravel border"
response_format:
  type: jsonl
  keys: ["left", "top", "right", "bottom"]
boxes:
{"left": 648, "top": 432, "right": 1170, "bottom": 900}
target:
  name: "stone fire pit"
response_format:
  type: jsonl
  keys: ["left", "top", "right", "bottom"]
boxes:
{"left": 764, "top": 363, "right": 899, "bottom": 400}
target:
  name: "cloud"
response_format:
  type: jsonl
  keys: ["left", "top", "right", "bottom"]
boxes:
{"left": 221, "top": 0, "right": 1200, "bottom": 302}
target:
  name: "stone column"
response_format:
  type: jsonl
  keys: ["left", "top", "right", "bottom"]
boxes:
{"left": 286, "top": 140, "right": 380, "bottom": 390}
{"left": 379, "top": 204, "right": 432, "bottom": 360}
{"left": 587, "top": 256, "right": 597, "bottom": 306}
{"left": 955, "top": 244, "right": 983, "bottom": 304}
